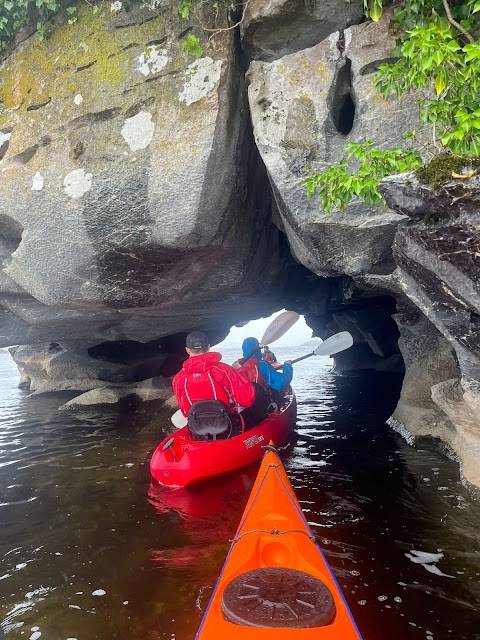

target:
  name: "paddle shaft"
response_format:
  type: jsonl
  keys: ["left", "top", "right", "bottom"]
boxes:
{"left": 290, "top": 351, "right": 315, "bottom": 364}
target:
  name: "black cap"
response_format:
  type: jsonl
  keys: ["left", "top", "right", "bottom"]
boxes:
{"left": 186, "top": 331, "right": 209, "bottom": 351}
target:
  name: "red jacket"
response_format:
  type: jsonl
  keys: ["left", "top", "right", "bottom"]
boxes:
{"left": 237, "top": 358, "right": 266, "bottom": 387}
{"left": 173, "top": 352, "right": 256, "bottom": 417}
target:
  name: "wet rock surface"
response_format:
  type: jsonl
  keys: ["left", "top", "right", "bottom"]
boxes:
{"left": 58, "top": 376, "right": 173, "bottom": 411}
{"left": 381, "top": 173, "right": 480, "bottom": 486}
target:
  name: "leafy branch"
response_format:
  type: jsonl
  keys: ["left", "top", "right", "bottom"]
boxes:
{"left": 441, "top": 0, "right": 474, "bottom": 43}
{"left": 375, "top": 18, "right": 480, "bottom": 156}
{"left": 303, "top": 142, "right": 422, "bottom": 213}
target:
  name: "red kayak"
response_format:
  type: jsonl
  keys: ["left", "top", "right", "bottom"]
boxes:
{"left": 150, "top": 395, "right": 296, "bottom": 487}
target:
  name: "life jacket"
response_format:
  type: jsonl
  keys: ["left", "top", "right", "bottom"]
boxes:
{"left": 173, "top": 352, "right": 255, "bottom": 417}
{"left": 237, "top": 358, "right": 267, "bottom": 388}
{"left": 181, "top": 364, "right": 231, "bottom": 408}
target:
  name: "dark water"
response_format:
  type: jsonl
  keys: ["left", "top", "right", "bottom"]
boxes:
{"left": 0, "top": 347, "right": 479, "bottom": 640}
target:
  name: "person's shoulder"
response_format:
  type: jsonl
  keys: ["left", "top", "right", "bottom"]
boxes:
{"left": 215, "top": 360, "right": 234, "bottom": 372}
{"left": 216, "top": 361, "right": 245, "bottom": 379}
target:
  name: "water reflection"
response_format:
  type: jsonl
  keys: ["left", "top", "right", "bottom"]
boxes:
{"left": 0, "top": 349, "right": 479, "bottom": 639}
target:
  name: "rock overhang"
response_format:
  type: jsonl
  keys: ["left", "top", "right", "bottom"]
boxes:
{"left": 0, "top": 2, "right": 287, "bottom": 344}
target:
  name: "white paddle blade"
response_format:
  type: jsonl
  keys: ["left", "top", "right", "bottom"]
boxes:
{"left": 260, "top": 311, "right": 300, "bottom": 346}
{"left": 313, "top": 331, "right": 353, "bottom": 357}
{"left": 171, "top": 409, "right": 188, "bottom": 429}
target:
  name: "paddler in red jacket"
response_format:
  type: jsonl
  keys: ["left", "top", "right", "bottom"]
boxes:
{"left": 172, "top": 331, "right": 256, "bottom": 418}
{"left": 262, "top": 346, "right": 277, "bottom": 364}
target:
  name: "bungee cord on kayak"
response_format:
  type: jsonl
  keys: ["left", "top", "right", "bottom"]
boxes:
{"left": 229, "top": 528, "right": 317, "bottom": 544}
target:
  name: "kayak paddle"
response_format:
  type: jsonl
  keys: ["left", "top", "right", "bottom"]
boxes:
{"left": 291, "top": 331, "right": 353, "bottom": 364}
{"left": 171, "top": 311, "right": 300, "bottom": 428}
{"left": 171, "top": 410, "right": 188, "bottom": 428}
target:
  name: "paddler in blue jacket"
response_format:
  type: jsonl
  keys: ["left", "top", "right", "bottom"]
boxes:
{"left": 233, "top": 337, "right": 293, "bottom": 392}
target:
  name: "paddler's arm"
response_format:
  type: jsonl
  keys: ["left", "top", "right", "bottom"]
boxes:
{"left": 258, "top": 360, "right": 293, "bottom": 390}
{"left": 216, "top": 363, "right": 255, "bottom": 408}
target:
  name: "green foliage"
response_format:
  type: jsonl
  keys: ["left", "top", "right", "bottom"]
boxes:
{"left": 0, "top": 0, "right": 30, "bottom": 40}
{"left": 306, "top": 0, "right": 480, "bottom": 212}
{"left": 363, "top": 0, "right": 383, "bottom": 22}
{"left": 375, "top": 18, "right": 480, "bottom": 156}
{"left": 392, "top": 0, "right": 479, "bottom": 34}
{"left": 178, "top": 0, "right": 192, "bottom": 19}
{"left": 181, "top": 32, "right": 203, "bottom": 58}
{"left": 303, "top": 142, "right": 422, "bottom": 213}
{"left": 66, "top": 5, "right": 77, "bottom": 24}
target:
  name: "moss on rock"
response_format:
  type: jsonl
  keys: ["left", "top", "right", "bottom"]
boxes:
{"left": 416, "top": 154, "right": 480, "bottom": 190}
{"left": 0, "top": 5, "right": 171, "bottom": 112}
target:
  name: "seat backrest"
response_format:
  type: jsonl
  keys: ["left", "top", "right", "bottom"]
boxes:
{"left": 187, "top": 400, "right": 233, "bottom": 441}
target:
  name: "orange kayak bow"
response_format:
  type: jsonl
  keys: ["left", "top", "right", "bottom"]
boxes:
{"left": 196, "top": 446, "right": 363, "bottom": 639}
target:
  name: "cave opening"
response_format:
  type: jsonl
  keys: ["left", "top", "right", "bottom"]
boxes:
{"left": 331, "top": 59, "right": 356, "bottom": 135}
{"left": 215, "top": 312, "right": 313, "bottom": 351}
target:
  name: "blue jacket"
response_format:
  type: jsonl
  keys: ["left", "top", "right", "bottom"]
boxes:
{"left": 241, "top": 337, "right": 293, "bottom": 391}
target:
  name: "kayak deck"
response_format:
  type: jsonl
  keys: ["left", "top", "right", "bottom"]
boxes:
{"left": 195, "top": 447, "right": 363, "bottom": 639}
{"left": 151, "top": 395, "right": 296, "bottom": 487}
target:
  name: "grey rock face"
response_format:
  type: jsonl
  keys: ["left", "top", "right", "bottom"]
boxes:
{"left": 380, "top": 172, "right": 480, "bottom": 486}
{"left": 59, "top": 376, "right": 173, "bottom": 411}
{"left": 380, "top": 172, "right": 480, "bottom": 387}
{"left": 10, "top": 341, "right": 135, "bottom": 394}
{"left": 302, "top": 276, "right": 405, "bottom": 373}
{"left": 242, "top": 0, "right": 364, "bottom": 61}
{"left": 0, "top": 3, "right": 283, "bottom": 347}
{"left": 247, "top": 11, "right": 427, "bottom": 277}
{"left": 380, "top": 173, "right": 480, "bottom": 220}
{"left": 392, "top": 307, "right": 459, "bottom": 437}
{"left": 392, "top": 221, "right": 480, "bottom": 386}
{"left": 431, "top": 379, "right": 480, "bottom": 486}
